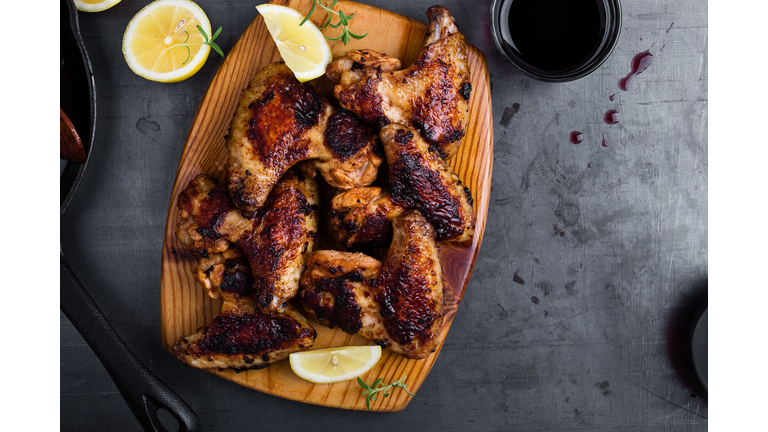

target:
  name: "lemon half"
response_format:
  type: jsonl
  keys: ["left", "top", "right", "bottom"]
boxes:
{"left": 122, "top": 0, "right": 212, "bottom": 83}
{"left": 256, "top": 4, "right": 332, "bottom": 82}
{"left": 289, "top": 345, "right": 382, "bottom": 384}
{"left": 74, "top": 0, "right": 121, "bottom": 12}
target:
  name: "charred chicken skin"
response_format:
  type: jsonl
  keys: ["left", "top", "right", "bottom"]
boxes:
{"left": 330, "top": 123, "right": 475, "bottom": 250}
{"left": 227, "top": 62, "right": 383, "bottom": 212}
{"left": 176, "top": 171, "right": 319, "bottom": 314}
{"left": 300, "top": 211, "right": 444, "bottom": 359}
{"left": 172, "top": 248, "right": 316, "bottom": 371}
{"left": 327, "top": 6, "right": 471, "bottom": 160}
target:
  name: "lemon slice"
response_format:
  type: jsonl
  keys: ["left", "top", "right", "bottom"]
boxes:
{"left": 74, "top": 0, "right": 121, "bottom": 12}
{"left": 122, "top": 0, "right": 213, "bottom": 83}
{"left": 255, "top": 4, "right": 332, "bottom": 82}
{"left": 289, "top": 345, "right": 382, "bottom": 384}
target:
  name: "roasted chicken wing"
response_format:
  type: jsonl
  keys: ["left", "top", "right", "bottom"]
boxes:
{"left": 300, "top": 211, "right": 444, "bottom": 359}
{"left": 327, "top": 6, "right": 471, "bottom": 159}
{"left": 176, "top": 171, "right": 319, "bottom": 313}
{"left": 173, "top": 248, "right": 316, "bottom": 371}
{"left": 330, "top": 123, "right": 475, "bottom": 250}
{"left": 227, "top": 62, "right": 383, "bottom": 212}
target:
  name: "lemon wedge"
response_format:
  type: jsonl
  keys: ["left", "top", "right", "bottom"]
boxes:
{"left": 74, "top": 0, "right": 121, "bottom": 12}
{"left": 289, "top": 345, "right": 382, "bottom": 384}
{"left": 122, "top": 0, "right": 213, "bottom": 83}
{"left": 255, "top": 4, "right": 332, "bottom": 82}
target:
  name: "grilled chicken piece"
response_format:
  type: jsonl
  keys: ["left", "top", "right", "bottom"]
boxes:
{"left": 300, "top": 211, "right": 444, "bottom": 359}
{"left": 299, "top": 250, "right": 385, "bottom": 341}
{"left": 227, "top": 62, "right": 383, "bottom": 212}
{"left": 327, "top": 6, "right": 471, "bottom": 160}
{"left": 173, "top": 249, "right": 316, "bottom": 371}
{"left": 176, "top": 171, "right": 319, "bottom": 313}
{"left": 330, "top": 187, "right": 402, "bottom": 250}
{"left": 190, "top": 246, "right": 246, "bottom": 299}
{"left": 330, "top": 123, "right": 475, "bottom": 249}
{"left": 326, "top": 50, "right": 402, "bottom": 84}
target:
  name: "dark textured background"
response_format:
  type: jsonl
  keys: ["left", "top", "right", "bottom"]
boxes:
{"left": 60, "top": 0, "right": 708, "bottom": 430}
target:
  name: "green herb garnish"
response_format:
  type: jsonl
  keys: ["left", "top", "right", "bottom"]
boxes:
{"left": 179, "top": 25, "right": 224, "bottom": 65}
{"left": 300, "top": 0, "right": 367, "bottom": 45}
{"left": 357, "top": 375, "right": 415, "bottom": 410}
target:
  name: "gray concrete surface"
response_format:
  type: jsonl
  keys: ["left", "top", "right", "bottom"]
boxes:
{"left": 60, "top": 0, "right": 708, "bottom": 430}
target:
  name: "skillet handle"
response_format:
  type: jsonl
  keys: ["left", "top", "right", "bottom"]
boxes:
{"left": 60, "top": 253, "right": 201, "bottom": 432}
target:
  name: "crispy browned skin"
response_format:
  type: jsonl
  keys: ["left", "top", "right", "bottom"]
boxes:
{"left": 330, "top": 123, "right": 475, "bottom": 249}
{"left": 300, "top": 211, "right": 444, "bottom": 359}
{"left": 173, "top": 249, "right": 316, "bottom": 372}
{"left": 326, "top": 50, "right": 402, "bottom": 84}
{"left": 176, "top": 172, "right": 319, "bottom": 313}
{"left": 299, "top": 250, "right": 383, "bottom": 338}
{"left": 190, "top": 247, "right": 248, "bottom": 300}
{"left": 385, "top": 124, "right": 475, "bottom": 240}
{"left": 330, "top": 187, "right": 403, "bottom": 250}
{"left": 376, "top": 211, "right": 444, "bottom": 357}
{"left": 227, "top": 62, "right": 383, "bottom": 211}
{"left": 327, "top": 6, "right": 471, "bottom": 160}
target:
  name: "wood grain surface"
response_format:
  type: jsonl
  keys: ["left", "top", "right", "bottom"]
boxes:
{"left": 159, "top": 0, "right": 493, "bottom": 411}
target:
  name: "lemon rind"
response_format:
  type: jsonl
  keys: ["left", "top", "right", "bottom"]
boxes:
{"left": 74, "top": 0, "right": 122, "bottom": 12}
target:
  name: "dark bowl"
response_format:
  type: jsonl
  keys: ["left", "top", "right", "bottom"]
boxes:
{"left": 690, "top": 300, "right": 708, "bottom": 393}
{"left": 490, "top": 0, "right": 622, "bottom": 82}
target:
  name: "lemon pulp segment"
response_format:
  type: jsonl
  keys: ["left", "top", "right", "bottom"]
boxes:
{"left": 264, "top": 13, "right": 325, "bottom": 70}
{"left": 130, "top": 5, "right": 204, "bottom": 73}
{"left": 256, "top": 4, "right": 332, "bottom": 82}
{"left": 289, "top": 345, "right": 382, "bottom": 383}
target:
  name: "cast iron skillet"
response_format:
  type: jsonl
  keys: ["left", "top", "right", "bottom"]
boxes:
{"left": 60, "top": 1, "right": 200, "bottom": 430}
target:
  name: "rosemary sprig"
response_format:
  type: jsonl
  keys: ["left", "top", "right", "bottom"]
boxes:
{"left": 178, "top": 25, "right": 225, "bottom": 65}
{"left": 357, "top": 375, "right": 415, "bottom": 410}
{"left": 300, "top": 0, "right": 367, "bottom": 45}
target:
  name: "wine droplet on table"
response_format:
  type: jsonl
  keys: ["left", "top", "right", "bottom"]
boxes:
{"left": 570, "top": 131, "right": 584, "bottom": 144}
{"left": 618, "top": 50, "right": 654, "bottom": 91}
{"left": 604, "top": 109, "right": 620, "bottom": 124}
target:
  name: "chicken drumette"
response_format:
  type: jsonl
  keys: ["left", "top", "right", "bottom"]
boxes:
{"left": 300, "top": 211, "right": 444, "bottom": 359}
{"left": 327, "top": 6, "right": 471, "bottom": 160}
{"left": 176, "top": 171, "right": 319, "bottom": 313}
{"left": 330, "top": 123, "right": 475, "bottom": 250}
{"left": 172, "top": 247, "right": 316, "bottom": 371}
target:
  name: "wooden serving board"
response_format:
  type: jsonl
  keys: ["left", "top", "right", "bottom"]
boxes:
{"left": 160, "top": 0, "right": 493, "bottom": 411}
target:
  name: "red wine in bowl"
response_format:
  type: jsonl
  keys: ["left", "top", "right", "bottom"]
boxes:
{"left": 491, "top": 0, "right": 622, "bottom": 82}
